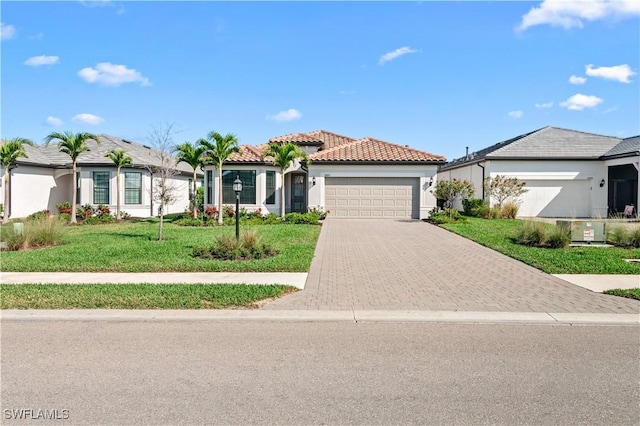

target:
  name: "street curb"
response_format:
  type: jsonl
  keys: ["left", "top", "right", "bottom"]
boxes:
{"left": 1, "top": 310, "right": 638, "bottom": 325}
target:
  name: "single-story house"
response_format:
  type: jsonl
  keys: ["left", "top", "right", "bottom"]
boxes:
{"left": 1, "top": 134, "right": 200, "bottom": 219}
{"left": 203, "top": 130, "right": 446, "bottom": 219}
{"left": 438, "top": 126, "right": 639, "bottom": 218}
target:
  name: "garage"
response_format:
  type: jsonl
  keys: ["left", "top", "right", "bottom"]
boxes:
{"left": 518, "top": 180, "right": 591, "bottom": 217}
{"left": 324, "top": 177, "right": 419, "bottom": 218}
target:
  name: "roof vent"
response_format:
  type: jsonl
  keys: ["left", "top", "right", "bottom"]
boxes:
{"left": 143, "top": 145, "right": 151, "bottom": 149}
{"left": 123, "top": 139, "right": 132, "bottom": 144}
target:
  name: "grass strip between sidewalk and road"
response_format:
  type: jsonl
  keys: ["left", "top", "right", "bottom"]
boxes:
{"left": 0, "top": 284, "right": 297, "bottom": 309}
{"left": 440, "top": 217, "right": 640, "bottom": 275}
{"left": 603, "top": 288, "right": 640, "bottom": 301}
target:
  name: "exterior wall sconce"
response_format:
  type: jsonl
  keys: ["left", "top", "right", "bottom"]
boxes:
{"left": 428, "top": 177, "right": 434, "bottom": 187}
{"left": 312, "top": 177, "right": 316, "bottom": 186}
{"left": 599, "top": 179, "right": 605, "bottom": 187}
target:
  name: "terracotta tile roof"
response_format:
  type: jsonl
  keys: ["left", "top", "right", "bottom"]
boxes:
{"left": 225, "top": 145, "right": 263, "bottom": 162}
{"left": 306, "top": 130, "right": 356, "bottom": 150}
{"left": 269, "top": 132, "right": 323, "bottom": 145}
{"left": 310, "top": 137, "right": 446, "bottom": 163}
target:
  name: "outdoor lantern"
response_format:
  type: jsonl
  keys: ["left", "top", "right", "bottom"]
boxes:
{"left": 599, "top": 179, "right": 605, "bottom": 188}
{"left": 233, "top": 175, "right": 242, "bottom": 240}
{"left": 233, "top": 176, "right": 243, "bottom": 194}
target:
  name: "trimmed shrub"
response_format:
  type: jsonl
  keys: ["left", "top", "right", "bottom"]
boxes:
{"left": 173, "top": 217, "right": 207, "bottom": 227}
{"left": 462, "top": 198, "right": 487, "bottom": 217}
{"left": 56, "top": 201, "right": 72, "bottom": 215}
{"left": 429, "top": 208, "right": 466, "bottom": 224}
{"left": 27, "top": 210, "right": 51, "bottom": 220}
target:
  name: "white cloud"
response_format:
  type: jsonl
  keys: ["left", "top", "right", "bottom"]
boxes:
{"left": 585, "top": 64, "right": 636, "bottom": 83}
{"left": 517, "top": 0, "right": 640, "bottom": 31}
{"left": 24, "top": 55, "right": 60, "bottom": 67}
{"left": 45, "top": 116, "right": 63, "bottom": 126}
{"left": 569, "top": 75, "right": 587, "bottom": 85}
{"left": 72, "top": 113, "right": 105, "bottom": 125}
{"left": 535, "top": 101, "right": 554, "bottom": 109}
{"left": 560, "top": 94, "right": 603, "bottom": 110}
{"left": 80, "top": 0, "right": 113, "bottom": 7}
{"left": 267, "top": 109, "right": 302, "bottom": 122}
{"left": 507, "top": 110, "right": 523, "bottom": 119}
{"left": 78, "top": 62, "right": 151, "bottom": 87}
{"left": 378, "top": 46, "right": 418, "bottom": 65}
{"left": 1, "top": 22, "right": 16, "bottom": 40}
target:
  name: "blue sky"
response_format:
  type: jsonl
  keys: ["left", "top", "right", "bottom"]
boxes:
{"left": 1, "top": 0, "right": 638, "bottom": 161}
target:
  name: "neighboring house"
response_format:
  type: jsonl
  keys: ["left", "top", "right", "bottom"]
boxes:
{"left": 438, "top": 126, "right": 640, "bottom": 218}
{"left": 0, "top": 135, "right": 201, "bottom": 219}
{"left": 203, "top": 130, "right": 446, "bottom": 219}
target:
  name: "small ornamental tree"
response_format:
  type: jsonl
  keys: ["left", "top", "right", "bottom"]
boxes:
{"left": 431, "top": 178, "right": 474, "bottom": 218}
{"left": 484, "top": 175, "right": 527, "bottom": 208}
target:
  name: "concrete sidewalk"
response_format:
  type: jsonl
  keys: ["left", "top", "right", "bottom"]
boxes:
{"left": 2, "top": 272, "right": 637, "bottom": 293}
{"left": 553, "top": 274, "right": 640, "bottom": 292}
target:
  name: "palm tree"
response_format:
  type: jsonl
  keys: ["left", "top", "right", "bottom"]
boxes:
{"left": 1, "top": 137, "right": 34, "bottom": 224}
{"left": 44, "top": 131, "right": 100, "bottom": 224}
{"left": 261, "top": 142, "right": 309, "bottom": 218}
{"left": 175, "top": 141, "right": 206, "bottom": 219}
{"left": 198, "top": 131, "right": 240, "bottom": 225}
{"left": 105, "top": 149, "right": 133, "bottom": 220}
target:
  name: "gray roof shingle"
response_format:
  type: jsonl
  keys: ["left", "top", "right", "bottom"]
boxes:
{"left": 17, "top": 134, "right": 198, "bottom": 175}
{"left": 603, "top": 136, "right": 640, "bottom": 159}
{"left": 441, "top": 126, "right": 626, "bottom": 171}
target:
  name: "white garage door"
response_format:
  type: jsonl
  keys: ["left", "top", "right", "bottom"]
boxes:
{"left": 519, "top": 180, "right": 591, "bottom": 217}
{"left": 325, "top": 177, "right": 419, "bottom": 218}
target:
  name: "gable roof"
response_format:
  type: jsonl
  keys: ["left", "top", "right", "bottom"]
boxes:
{"left": 440, "top": 126, "right": 624, "bottom": 171}
{"left": 603, "top": 135, "right": 640, "bottom": 159}
{"left": 17, "top": 134, "right": 198, "bottom": 175}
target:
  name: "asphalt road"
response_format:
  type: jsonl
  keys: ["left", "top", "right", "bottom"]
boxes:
{"left": 1, "top": 322, "right": 638, "bottom": 425}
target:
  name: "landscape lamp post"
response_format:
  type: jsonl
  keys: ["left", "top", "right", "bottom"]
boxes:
{"left": 233, "top": 175, "right": 242, "bottom": 241}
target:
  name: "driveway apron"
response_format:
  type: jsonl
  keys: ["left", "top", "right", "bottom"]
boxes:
{"left": 263, "top": 219, "right": 640, "bottom": 313}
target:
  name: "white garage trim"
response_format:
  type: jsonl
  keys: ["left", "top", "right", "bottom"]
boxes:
{"left": 325, "top": 177, "right": 419, "bottom": 219}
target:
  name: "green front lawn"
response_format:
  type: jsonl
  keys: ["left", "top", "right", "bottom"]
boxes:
{"left": 0, "top": 221, "right": 320, "bottom": 272}
{"left": 603, "top": 288, "right": 640, "bottom": 301}
{"left": 0, "top": 284, "right": 296, "bottom": 309}
{"left": 440, "top": 218, "right": 640, "bottom": 274}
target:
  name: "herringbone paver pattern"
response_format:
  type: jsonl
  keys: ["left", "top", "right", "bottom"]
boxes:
{"left": 264, "top": 219, "right": 640, "bottom": 313}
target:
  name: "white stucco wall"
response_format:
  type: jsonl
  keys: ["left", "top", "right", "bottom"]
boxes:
{"left": 1, "top": 165, "right": 64, "bottom": 219}
{"left": 78, "top": 167, "right": 192, "bottom": 217}
{"left": 308, "top": 164, "right": 439, "bottom": 219}
{"left": 437, "top": 159, "right": 610, "bottom": 218}
{"left": 3, "top": 165, "right": 193, "bottom": 219}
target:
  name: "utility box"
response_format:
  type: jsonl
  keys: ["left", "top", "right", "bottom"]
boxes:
{"left": 556, "top": 220, "right": 606, "bottom": 244}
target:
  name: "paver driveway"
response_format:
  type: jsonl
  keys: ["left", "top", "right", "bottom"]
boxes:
{"left": 264, "top": 219, "right": 640, "bottom": 313}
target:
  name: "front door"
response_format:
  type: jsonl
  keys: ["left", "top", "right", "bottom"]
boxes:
{"left": 290, "top": 174, "right": 307, "bottom": 213}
